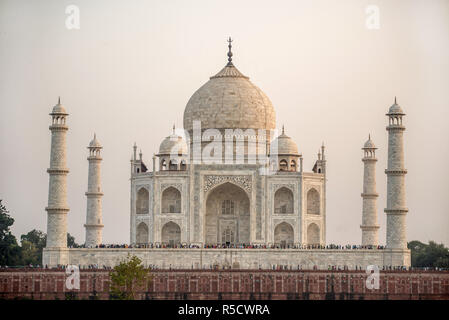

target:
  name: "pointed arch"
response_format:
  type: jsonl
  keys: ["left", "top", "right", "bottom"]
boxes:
{"left": 162, "top": 187, "right": 181, "bottom": 213}
{"left": 274, "top": 222, "right": 294, "bottom": 246}
{"left": 307, "top": 188, "right": 320, "bottom": 215}
{"left": 274, "top": 187, "right": 294, "bottom": 214}
{"left": 136, "top": 222, "right": 149, "bottom": 244}
{"left": 161, "top": 221, "right": 181, "bottom": 247}
{"left": 290, "top": 159, "right": 296, "bottom": 171}
{"left": 205, "top": 182, "right": 250, "bottom": 245}
{"left": 161, "top": 159, "right": 167, "bottom": 171}
{"left": 180, "top": 159, "right": 187, "bottom": 171}
{"left": 279, "top": 159, "right": 288, "bottom": 171}
{"left": 169, "top": 159, "right": 178, "bottom": 170}
{"left": 136, "top": 187, "right": 149, "bottom": 214}
{"left": 307, "top": 223, "right": 320, "bottom": 245}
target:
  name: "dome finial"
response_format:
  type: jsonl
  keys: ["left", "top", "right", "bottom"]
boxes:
{"left": 172, "top": 123, "right": 176, "bottom": 134}
{"left": 394, "top": 96, "right": 397, "bottom": 104}
{"left": 282, "top": 124, "right": 285, "bottom": 135}
{"left": 58, "top": 96, "right": 61, "bottom": 104}
{"left": 227, "top": 37, "right": 233, "bottom": 66}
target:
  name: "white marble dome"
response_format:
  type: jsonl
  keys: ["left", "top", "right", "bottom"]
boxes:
{"left": 271, "top": 128, "right": 299, "bottom": 155}
{"left": 159, "top": 132, "right": 188, "bottom": 155}
{"left": 89, "top": 134, "right": 102, "bottom": 148}
{"left": 363, "top": 137, "right": 376, "bottom": 149}
{"left": 388, "top": 99, "right": 404, "bottom": 114}
{"left": 183, "top": 63, "right": 276, "bottom": 132}
{"left": 51, "top": 101, "right": 67, "bottom": 115}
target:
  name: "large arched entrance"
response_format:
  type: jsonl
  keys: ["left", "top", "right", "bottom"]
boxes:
{"left": 205, "top": 182, "right": 250, "bottom": 245}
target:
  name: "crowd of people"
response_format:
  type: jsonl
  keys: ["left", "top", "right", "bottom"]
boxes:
{"left": 73, "top": 243, "right": 387, "bottom": 250}
{"left": 1, "top": 264, "right": 447, "bottom": 272}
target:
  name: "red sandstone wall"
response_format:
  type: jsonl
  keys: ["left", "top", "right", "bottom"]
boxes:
{"left": 1, "top": 269, "right": 448, "bottom": 300}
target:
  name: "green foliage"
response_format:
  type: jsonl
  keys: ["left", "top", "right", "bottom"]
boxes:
{"left": 67, "top": 233, "right": 78, "bottom": 247}
{"left": 408, "top": 240, "right": 449, "bottom": 268}
{"left": 19, "top": 229, "right": 78, "bottom": 265}
{"left": 21, "top": 229, "right": 47, "bottom": 248}
{"left": 20, "top": 240, "right": 41, "bottom": 265}
{"left": 109, "top": 255, "right": 151, "bottom": 300}
{"left": 0, "top": 200, "right": 22, "bottom": 266}
{"left": 20, "top": 229, "right": 47, "bottom": 265}
{"left": 0, "top": 198, "right": 80, "bottom": 266}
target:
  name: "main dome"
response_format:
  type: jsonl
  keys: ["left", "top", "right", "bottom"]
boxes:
{"left": 183, "top": 42, "right": 276, "bottom": 132}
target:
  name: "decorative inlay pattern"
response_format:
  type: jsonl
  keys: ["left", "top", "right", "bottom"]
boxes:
{"left": 272, "top": 183, "right": 296, "bottom": 193}
{"left": 161, "top": 183, "right": 182, "bottom": 192}
{"left": 203, "top": 175, "right": 252, "bottom": 193}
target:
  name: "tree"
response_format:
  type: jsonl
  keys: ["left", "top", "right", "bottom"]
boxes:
{"left": 21, "top": 229, "right": 46, "bottom": 248}
{"left": 20, "top": 230, "right": 79, "bottom": 265}
{"left": 109, "top": 255, "right": 151, "bottom": 300}
{"left": 0, "top": 200, "right": 21, "bottom": 266}
{"left": 0, "top": 199, "right": 80, "bottom": 266}
{"left": 408, "top": 240, "right": 449, "bottom": 268}
{"left": 20, "top": 229, "right": 47, "bottom": 265}
{"left": 67, "top": 233, "right": 78, "bottom": 248}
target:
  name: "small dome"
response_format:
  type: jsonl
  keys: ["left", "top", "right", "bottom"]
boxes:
{"left": 271, "top": 128, "right": 299, "bottom": 155}
{"left": 89, "top": 134, "right": 102, "bottom": 148}
{"left": 363, "top": 136, "right": 376, "bottom": 149}
{"left": 388, "top": 98, "right": 404, "bottom": 114}
{"left": 389, "top": 104, "right": 403, "bottom": 114}
{"left": 159, "top": 131, "right": 188, "bottom": 155}
{"left": 51, "top": 98, "right": 67, "bottom": 115}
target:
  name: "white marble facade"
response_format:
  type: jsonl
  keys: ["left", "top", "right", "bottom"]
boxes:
{"left": 129, "top": 42, "right": 328, "bottom": 247}
{"left": 43, "top": 41, "right": 411, "bottom": 268}
{"left": 130, "top": 165, "right": 326, "bottom": 247}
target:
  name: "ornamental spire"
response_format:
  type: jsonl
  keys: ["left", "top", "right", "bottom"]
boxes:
{"left": 210, "top": 37, "right": 248, "bottom": 79}
{"left": 227, "top": 37, "right": 233, "bottom": 66}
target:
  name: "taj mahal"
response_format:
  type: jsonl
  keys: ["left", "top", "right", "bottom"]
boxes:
{"left": 42, "top": 39, "right": 410, "bottom": 269}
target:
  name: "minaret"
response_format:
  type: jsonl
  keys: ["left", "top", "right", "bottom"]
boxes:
{"left": 84, "top": 134, "right": 104, "bottom": 247}
{"left": 131, "top": 142, "right": 138, "bottom": 174}
{"left": 152, "top": 154, "right": 156, "bottom": 172}
{"left": 312, "top": 143, "right": 326, "bottom": 174}
{"left": 45, "top": 97, "right": 69, "bottom": 249}
{"left": 385, "top": 97, "right": 408, "bottom": 249}
{"left": 360, "top": 135, "right": 380, "bottom": 246}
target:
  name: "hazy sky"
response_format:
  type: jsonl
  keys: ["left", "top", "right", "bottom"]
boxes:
{"left": 1, "top": 0, "right": 448, "bottom": 246}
